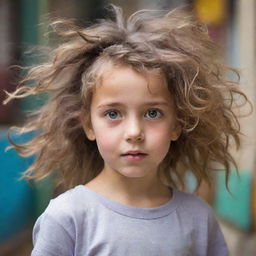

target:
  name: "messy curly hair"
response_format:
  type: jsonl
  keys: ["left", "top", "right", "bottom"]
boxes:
{"left": 4, "top": 5, "right": 249, "bottom": 190}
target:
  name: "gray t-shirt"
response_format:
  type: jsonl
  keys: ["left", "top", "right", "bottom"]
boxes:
{"left": 31, "top": 185, "right": 229, "bottom": 256}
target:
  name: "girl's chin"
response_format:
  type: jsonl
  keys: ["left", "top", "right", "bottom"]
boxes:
{"left": 102, "top": 165, "right": 158, "bottom": 180}
{"left": 116, "top": 170, "right": 154, "bottom": 179}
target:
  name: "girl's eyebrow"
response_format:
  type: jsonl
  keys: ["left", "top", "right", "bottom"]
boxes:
{"left": 97, "top": 101, "right": 170, "bottom": 109}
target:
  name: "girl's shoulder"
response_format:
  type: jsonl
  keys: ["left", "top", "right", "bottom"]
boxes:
{"left": 41, "top": 185, "right": 95, "bottom": 220}
{"left": 32, "top": 185, "right": 93, "bottom": 254}
{"left": 174, "top": 189, "right": 215, "bottom": 218}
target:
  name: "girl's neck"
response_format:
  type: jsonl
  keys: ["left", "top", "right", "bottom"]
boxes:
{"left": 85, "top": 170, "right": 172, "bottom": 208}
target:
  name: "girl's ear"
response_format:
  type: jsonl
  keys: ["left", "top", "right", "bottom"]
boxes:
{"left": 80, "top": 114, "right": 96, "bottom": 141}
{"left": 84, "top": 126, "right": 96, "bottom": 141}
{"left": 170, "top": 123, "right": 182, "bottom": 141}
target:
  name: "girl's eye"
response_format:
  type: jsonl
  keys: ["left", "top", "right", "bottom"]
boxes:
{"left": 145, "top": 109, "right": 162, "bottom": 119}
{"left": 105, "top": 110, "right": 121, "bottom": 120}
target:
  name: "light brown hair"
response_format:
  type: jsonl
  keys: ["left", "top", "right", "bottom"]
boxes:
{"left": 4, "top": 5, "right": 249, "bottom": 190}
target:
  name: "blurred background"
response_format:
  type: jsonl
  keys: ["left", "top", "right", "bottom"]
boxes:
{"left": 0, "top": 0, "right": 255, "bottom": 255}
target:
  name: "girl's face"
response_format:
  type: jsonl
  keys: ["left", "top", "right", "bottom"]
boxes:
{"left": 83, "top": 65, "right": 180, "bottom": 181}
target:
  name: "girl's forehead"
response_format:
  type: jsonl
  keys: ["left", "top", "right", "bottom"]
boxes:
{"left": 91, "top": 64, "right": 173, "bottom": 104}
{"left": 97, "top": 64, "right": 167, "bottom": 91}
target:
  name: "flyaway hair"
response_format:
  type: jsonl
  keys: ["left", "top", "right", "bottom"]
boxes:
{"left": 4, "top": 5, "right": 249, "bottom": 190}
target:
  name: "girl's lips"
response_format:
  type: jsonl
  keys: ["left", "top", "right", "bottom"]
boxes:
{"left": 121, "top": 153, "right": 147, "bottom": 161}
{"left": 121, "top": 150, "right": 147, "bottom": 155}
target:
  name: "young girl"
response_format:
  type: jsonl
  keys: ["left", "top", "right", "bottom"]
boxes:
{"left": 5, "top": 5, "right": 249, "bottom": 256}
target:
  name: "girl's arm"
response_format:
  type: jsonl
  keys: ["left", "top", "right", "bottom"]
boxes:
{"left": 207, "top": 212, "right": 229, "bottom": 256}
{"left": 31, "top": 202, "right": 75, "bottom": 256}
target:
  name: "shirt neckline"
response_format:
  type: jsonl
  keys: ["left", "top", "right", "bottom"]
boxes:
{"left": 77, "top": 185, "right": 180, "bottom": 220}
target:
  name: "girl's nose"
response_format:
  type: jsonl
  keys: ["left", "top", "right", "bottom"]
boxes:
{"left": 124, "top": 118, "right": 145, "bottom": 142}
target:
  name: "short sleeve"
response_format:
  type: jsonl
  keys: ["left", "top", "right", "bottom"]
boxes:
{"left": 31, "top": 203, "right": 75, "bottom": 256}
{"left": 207, "top": 212, "right": 229, "bottom": 256}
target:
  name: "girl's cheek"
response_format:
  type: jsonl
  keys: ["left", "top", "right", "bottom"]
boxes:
{"left": 96, "top": 134, "right": 116, "bottom": 152}
{"left": 149, "top": 124, "right": 173, "bottom": 137}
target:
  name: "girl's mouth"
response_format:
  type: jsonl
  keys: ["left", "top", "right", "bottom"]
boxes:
{"left": 121, "top": 153, "right": 147, "bottom": 161}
